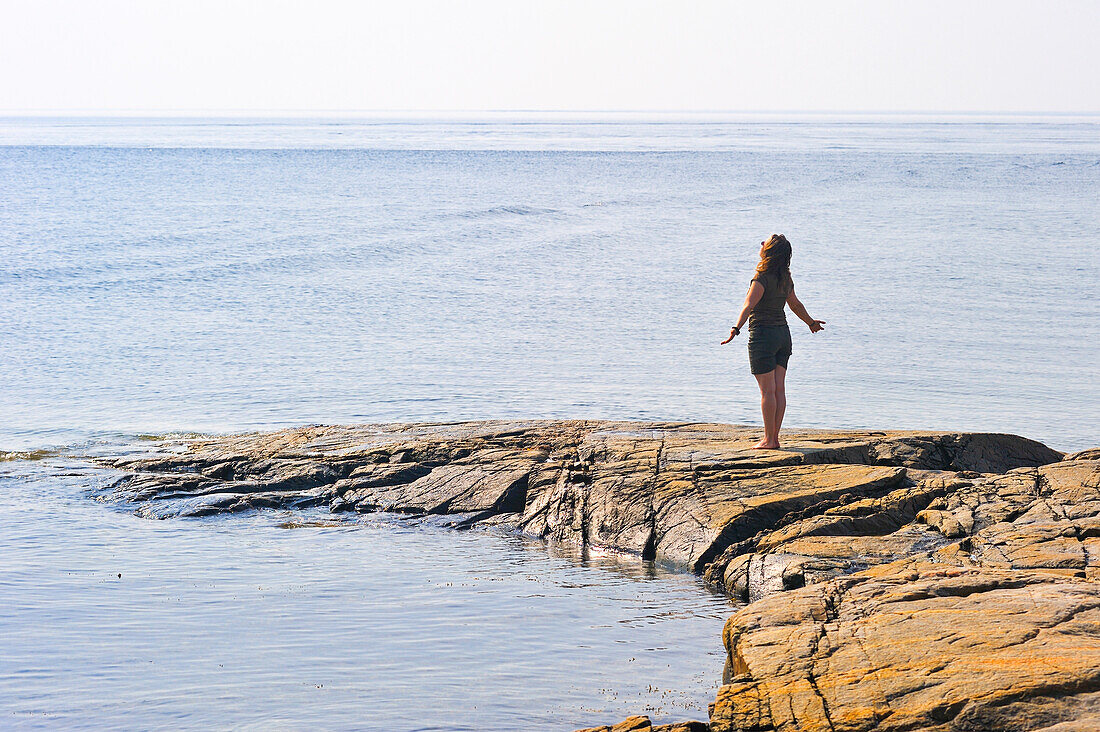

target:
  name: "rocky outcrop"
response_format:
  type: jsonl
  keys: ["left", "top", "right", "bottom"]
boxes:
{"left": 93, "top": 420, "right": 1100, "bottom": 731}
{"left": 576, "top": 716, "right": 708, "bottom": 732}
{"left": 712, "top": 457, "right": 1100, "bottom": 732}
{"left": 99, "top": 420, "right": 1058, "bottom": 574}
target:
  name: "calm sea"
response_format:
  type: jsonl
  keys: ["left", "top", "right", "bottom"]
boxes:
{"left": 1, "top": 114, "right": 1098, "bottom": 453}
{"left": 1, "top": 116, "right": 1098, "bottom": 729}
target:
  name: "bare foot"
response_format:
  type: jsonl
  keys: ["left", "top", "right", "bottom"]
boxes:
{"left": 752, "top": 439, "right": 781, "bottom": 450}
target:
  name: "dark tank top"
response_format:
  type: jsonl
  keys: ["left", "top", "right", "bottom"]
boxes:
{"left": 748, "top": 270, "right": 791, "bottom": 329}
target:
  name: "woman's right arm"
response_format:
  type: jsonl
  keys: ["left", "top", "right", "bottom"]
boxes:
{"left": 786, "top": 287, "right": 826, "bottom": 333}
{"left": 721, "top": 281, "right": 764, "bottom": 344}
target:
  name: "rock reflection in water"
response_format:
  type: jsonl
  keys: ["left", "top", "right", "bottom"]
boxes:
{"left": 0, "top": 457, "right": 734, "bottom": 731}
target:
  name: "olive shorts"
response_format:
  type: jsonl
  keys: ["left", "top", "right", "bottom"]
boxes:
{"left": 748, "top": 324, "right": 792, "bottom": 375}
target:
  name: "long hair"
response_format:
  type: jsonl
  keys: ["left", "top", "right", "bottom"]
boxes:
{"left": 754, "top": 234, "right": 792, "bottom": 290}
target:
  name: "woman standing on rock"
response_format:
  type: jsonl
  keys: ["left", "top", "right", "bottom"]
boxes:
{"left": 722, "top": 234, "right": 825, "bottom": 450}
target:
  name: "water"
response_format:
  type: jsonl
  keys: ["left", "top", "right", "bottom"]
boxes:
{"left": 0, "top": 457, "right": 732, "bottom": 730}
{"left": 1, "top": 115, "right": 1098, "bottom": 453}
{"left": 1, "top": 116, "right": 1098, "bottom": 728}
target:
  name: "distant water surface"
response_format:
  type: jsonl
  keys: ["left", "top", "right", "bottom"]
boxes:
{"left": 1, "top": 115, "right": 1097, "bottom": 452}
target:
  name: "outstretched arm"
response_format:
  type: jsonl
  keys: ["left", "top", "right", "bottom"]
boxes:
{"left": 721, "top": 281, "right": 764, "bottom": 344}
{"left": 787, "top": 287, "right": 825, "bottom": 333}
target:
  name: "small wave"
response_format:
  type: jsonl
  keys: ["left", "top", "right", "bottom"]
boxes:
{"left": 0, "top": 431, "right": 213, "bottom": 462}
{"left": 451, "top": 204, "right": 559, "bottom": 220}
{"left": 131, "top": 431, "right": 211, "bottom": 442}
{"left": 277, "top": 518, "right": 355, "bottom": 529}
{"left": 0, "top": 448, "right": 63, "bottom": 462}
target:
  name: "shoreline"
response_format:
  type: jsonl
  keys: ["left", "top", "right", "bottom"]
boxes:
{"left": 1, "top": 416, "right": 1091, "bottom": 458}
{"left": 89, "top": 419, "right": 1100, "bottom": 731}
{"left": 95, "top": 420, "right": 1062, "bottom": 565}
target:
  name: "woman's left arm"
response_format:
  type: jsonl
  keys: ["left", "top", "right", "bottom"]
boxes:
{"left": 787, "top": 287, "right": 826, "bottom": 333}
{"left": 721, "top": 281, "right": 764, "bottom": 344}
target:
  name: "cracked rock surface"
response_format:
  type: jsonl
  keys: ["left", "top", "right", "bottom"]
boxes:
{"left": 92, "top": 419, "right": 1100, "bottom": 731}
{"left": 713, "top": 456, "right": 1100, "bottom": 732}
{"left": 99, "top": 420, "right": 1057, "bottom": 572}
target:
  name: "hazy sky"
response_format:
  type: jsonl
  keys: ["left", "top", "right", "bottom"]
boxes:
{"left": 2, "top": 0, "right": 1098, "bottom": 114}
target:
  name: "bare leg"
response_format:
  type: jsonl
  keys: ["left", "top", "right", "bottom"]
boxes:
{"left": 752, "top": 370, "right": 780, "bottom": 449}
{"left": 772, "top": 365, "right": 787, "bottom": 446}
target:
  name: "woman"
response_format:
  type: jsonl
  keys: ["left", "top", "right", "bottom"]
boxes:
{"left": 721, "top": 234, "right": 825, "bottom": 450}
